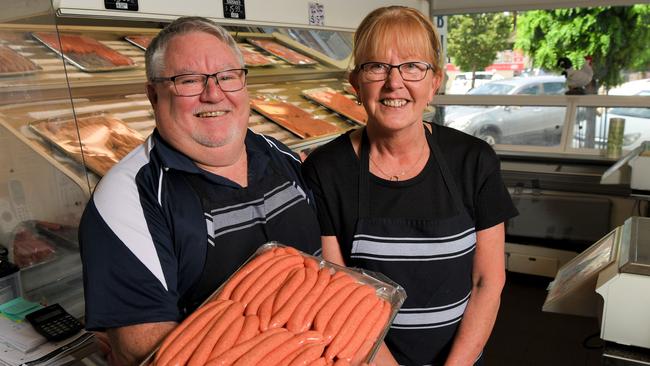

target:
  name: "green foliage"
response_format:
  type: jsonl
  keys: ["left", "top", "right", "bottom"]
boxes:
{"left": 447, "top": 13, "right": 512, "bottom": 80}
{"left": 515, "top": 5, "right": 650, "bottom": 89}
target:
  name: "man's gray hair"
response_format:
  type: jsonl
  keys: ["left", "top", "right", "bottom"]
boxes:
{"left": 145, "top": 16, "right": 244, "bottom": 80}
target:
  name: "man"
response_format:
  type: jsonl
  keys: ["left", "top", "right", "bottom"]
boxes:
{"left": 79, "top": 17, "right": 321, "bottom": 365}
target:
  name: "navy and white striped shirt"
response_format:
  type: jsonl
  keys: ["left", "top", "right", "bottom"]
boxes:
{"left": 80, "top": 129, "right": 319, "bottom": 330}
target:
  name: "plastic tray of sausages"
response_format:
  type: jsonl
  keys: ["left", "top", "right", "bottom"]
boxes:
{"left": 144, "top": 242, "right": 406, "bottom": 366}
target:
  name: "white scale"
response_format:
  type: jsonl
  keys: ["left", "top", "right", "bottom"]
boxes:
{"left": 543, "top": 216, "right": 650, "bottom": 349}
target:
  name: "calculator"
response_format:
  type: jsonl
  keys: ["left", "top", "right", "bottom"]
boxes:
{"left": 25, "top": 303, "right": 82, "bottom": 342}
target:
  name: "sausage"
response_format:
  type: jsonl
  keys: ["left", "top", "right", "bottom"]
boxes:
{"left": 313, "top": 282, "right": 360, "bottom": 335}
{"left": 333, "top": 359, "right": 350, "bottom": 366}
{"left": 187, "top": 301, "right": 245, "bottom": 366}
{"left": 259, "top": 331, "right": 323, "bottom": 366}
{"left": 301, "top": 275, "right": 355, "bottom": 331}
{"left": 161, "top": 303, "right": 230, "bottom": 366}
{"left": 351, "top": 300, "right": 392, "bottom": 365}
{"left": 287, "top": 344, "right": 326, "bottom": 366}
{"left": 366, "top": 299, "right": 392, "bottom": 343}
{"left": 239, "top": 254, "right": 304, "bottom": 306}
{"left": 273, "top": 268, "right": 306, "bottom": 314}
{"left": 323, "top": 285, "right": 375, "bottom": 344}
{"left": 284, "top": 246, "right": 300, "bottom": 255}
{"left": 155, "top": 300, "right": 232, "bottom": 366}
{"left": 206, "top": 328, "right": 288, "bottom": 366}
{"left": 210, "top": 315, "right": 246, "bottom": 359}
{"left": 350, "top": 339, "right": 374, "bottom": 366}
{"left": 232, "top": 330, "right": 294, "bottom": 366}
{"left": 245, "top": 266, "right": 296, "bottom": 316}
{"left": 235, "top": 315, "right": 260, "bottom": 345}
{"left": 217, "top": 250, "right": 275, "bottom": 300}
{"left": 304, "top": 257, "right": 320, "bottom": 271}
{"left": 231, "top": 254, "right": 293, "bottom": 302}
{"left": 276, "top": 346, "right": 304, "bottom": 366}
{"left": 325, "top": 294, "right": 379, "bottom": 361}
{"left": 259, "top": 291, "right": 277, "bottom": 331}
{"left": 287, "top": 268, "right": 331, "bottom": 333}
{"left": 268, "top": 267, "right": 318, "bottom": 329}
{"left": 337, "top": 297, "right": 384, "bottom": 360}
{"left": 307, "top": 358, "right": 327, "bottom": 366}
{"left": 155, "top": 300, "right": 226, "bottom": 362}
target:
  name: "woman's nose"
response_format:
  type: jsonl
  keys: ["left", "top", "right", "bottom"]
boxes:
{"left": 385, "top": 67, "right": 405, "bottom": 89}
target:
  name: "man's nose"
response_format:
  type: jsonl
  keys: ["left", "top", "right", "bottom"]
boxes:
{"left": 201, "top": 76, "right": 225, "bottom": 100}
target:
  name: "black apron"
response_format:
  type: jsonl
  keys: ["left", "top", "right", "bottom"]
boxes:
{"left": 350, "top": 128, "right": 481, "bottom": 366}
{"left": 179, "top": 158, "right": 320, "bottom": 314}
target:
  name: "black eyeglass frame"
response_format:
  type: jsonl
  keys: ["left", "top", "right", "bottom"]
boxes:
{"left": 150, "top": 68, "right": 249, "bottom": 96}
{"left": 357, "top": 62, "right": 433, "bottom": 82}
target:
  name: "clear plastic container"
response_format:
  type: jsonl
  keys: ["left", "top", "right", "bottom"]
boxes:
{"left": 145, "top": 242, "right": 406, "bottom": 366}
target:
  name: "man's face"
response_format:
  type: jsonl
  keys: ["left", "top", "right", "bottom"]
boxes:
{"left": 147, "top": 31, "right": 249, "bottom": 159}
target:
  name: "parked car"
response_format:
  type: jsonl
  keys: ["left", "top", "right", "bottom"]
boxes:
{"left": 582, "top": 79, "right": 650, "bottom": 150}
{"left": 608, "top": 78, "right": 650, "bottom": 96}
{"left": 447, "top": 71, "right": 503, "bottom": 94}
{"left": 444, "top": 76, "right": 567, "bottom": 145}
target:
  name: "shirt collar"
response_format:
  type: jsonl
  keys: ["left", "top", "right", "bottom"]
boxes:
{"left": 152, "top": 129, "right": 271, "bottom": 186}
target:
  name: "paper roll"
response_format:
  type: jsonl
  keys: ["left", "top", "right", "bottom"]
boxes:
{"left": 606, "top": 117, "right": 625, "bottom": 158}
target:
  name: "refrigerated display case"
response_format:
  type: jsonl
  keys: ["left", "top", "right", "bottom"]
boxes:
{"left": 0, "top": 0, "right": 367, "bottom": 320}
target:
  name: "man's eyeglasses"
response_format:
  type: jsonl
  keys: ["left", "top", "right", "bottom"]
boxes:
{"left": 151, "top": 68, "right": 249, "bottom": 96}
{"left": 358, "top": 62, "right": 432, "bottom": 82}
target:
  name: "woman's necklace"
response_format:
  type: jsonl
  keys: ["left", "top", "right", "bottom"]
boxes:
{"left": 369, "top": 139, "right": 427, "bottom": 181}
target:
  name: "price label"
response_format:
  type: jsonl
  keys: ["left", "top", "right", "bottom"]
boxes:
{"left": 308, "top": 2, "right": 324, "bottom": 26}
{"left": 104, "top": 0, "right": 138, "bottom": 11}
{"left": 223, "top": 0, "right": 246, "bottom": 19}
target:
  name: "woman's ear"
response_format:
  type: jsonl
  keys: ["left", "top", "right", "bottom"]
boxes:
{"left": 348, "top": 70, "right": 360, "bottom": 92}
{"left": 428, "top": 70, "right": 443, "bottom": 101}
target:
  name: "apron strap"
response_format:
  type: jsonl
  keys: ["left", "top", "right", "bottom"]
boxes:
{"left": 357, "top": 124, "right": 467, "bottom": 218}
{"left": 424, "top": 124, "right": 467, "bottom": 214}
{"left": 358, "top": 128, "right": 372, "bottom": 218}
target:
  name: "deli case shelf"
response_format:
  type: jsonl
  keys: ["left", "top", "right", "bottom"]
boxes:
{"left": 0, "top": 5, "right": 358, "bottom": 323}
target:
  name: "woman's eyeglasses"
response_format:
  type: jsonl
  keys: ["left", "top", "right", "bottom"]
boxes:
{"left": 358, "top": 62, "right": 432, "bottom": 82}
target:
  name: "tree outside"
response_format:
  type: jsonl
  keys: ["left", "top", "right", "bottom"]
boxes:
{"left": 515, "top": 5, "right": 650, "bottom": 90}
{"left": 447, "top": 13, "right": 512, "bottom": 89}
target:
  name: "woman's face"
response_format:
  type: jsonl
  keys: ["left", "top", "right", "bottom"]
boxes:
{"left": 350, "top": 48, "right": 440, "bottom": 133}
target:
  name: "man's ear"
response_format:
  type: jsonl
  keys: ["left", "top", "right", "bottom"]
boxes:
{"left": 146, "top": 82, "right": 158, "bottom": 108}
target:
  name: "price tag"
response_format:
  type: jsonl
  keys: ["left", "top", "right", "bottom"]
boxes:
{"left": 104, "top": 0, "right": 138, "bottom": 11}
{"left": 308, "top": 2, "right": 324, "bottom": 26}
{"left": 223, "top": 0, "right": 246, "bottom": 19}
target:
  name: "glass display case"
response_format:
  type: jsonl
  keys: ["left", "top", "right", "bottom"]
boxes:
{"left": 0, "top": 2, "right": 89, "bottom": 318}
{"left": 0, "top": 0, "right": 361, "bottom": 319}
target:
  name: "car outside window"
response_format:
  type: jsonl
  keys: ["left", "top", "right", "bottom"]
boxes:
{"left": 543, "top": 82, "right": 566, "bottom": 95}
{"left": 518, "top": 85, "right": 540, "bottom": 95}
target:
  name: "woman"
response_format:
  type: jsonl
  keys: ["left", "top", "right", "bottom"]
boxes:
{"left": 302, "top": 6, "right": 518, "bottom": 366}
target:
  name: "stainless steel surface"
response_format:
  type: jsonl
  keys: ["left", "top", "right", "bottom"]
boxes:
{"left": 619, "top": 217, "right": 650, "bottom": 276}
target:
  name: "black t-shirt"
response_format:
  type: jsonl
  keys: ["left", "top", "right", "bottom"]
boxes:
{"left": 302, "top": 123, "right": 518, "bottom": 249}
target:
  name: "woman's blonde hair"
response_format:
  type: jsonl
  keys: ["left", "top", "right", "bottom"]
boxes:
{"left": 353, "top": 6, "right": 442, "bottom": 76}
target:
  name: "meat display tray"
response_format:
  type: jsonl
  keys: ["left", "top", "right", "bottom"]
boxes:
{"left": 302, "top": 87, "right": 367, "bottom": 126}
{"left": 124, "top": 35, "right": 153, "bottom": 50}
{"left": 247, "top": 38, "right": 317, "bottom": 66}
{"left": 29, "top": 114, "right": 144, "bottom": 176}
{"left": 250, "top": 96, "right": 341, "bottom": 139}
{"left": 238, "top": 43, "right": 276, "bottom": 67}
{"left": 32, "top": 32, "right": 137, "bottom": 72}
{"left": 0, "top": 44, "right": 41, "bottom": 77}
